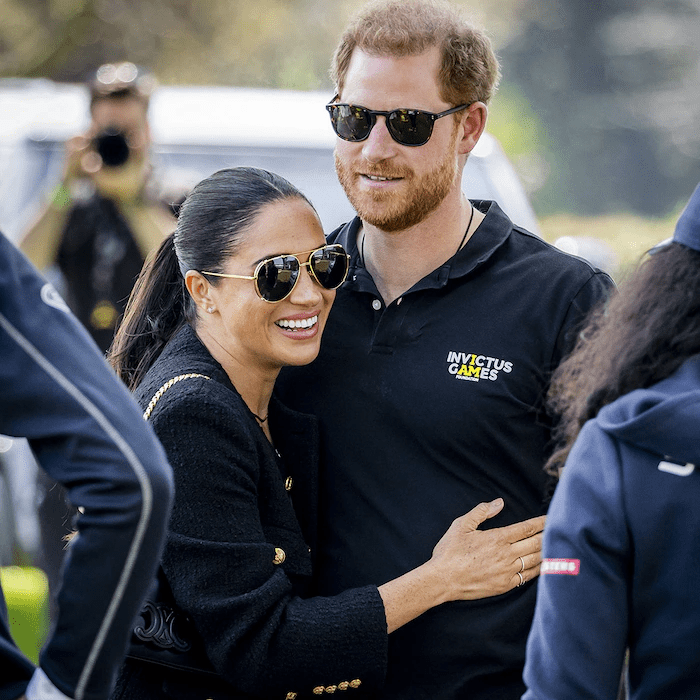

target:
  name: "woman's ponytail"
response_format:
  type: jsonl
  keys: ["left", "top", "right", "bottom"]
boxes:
{"left": 108, "top": 231, "right": 193, "bottom": 390}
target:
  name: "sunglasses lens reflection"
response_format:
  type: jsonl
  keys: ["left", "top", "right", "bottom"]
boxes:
{"left": 258, "top": 257, "right": 299, "bottom": 302}
{"left": 329, "top": 105, "right": 433, "bottom": 146}
{"left": 311, "top": 249, "right": 348, "bottom": 288}
{"left": 387, "top": 110, "right": 431, "bottom": 145}
{"left": 332, "top": 105, "right": 372, "bottom": 141}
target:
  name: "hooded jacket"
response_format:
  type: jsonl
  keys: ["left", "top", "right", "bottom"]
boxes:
{"left": 523, "top": 353, "right": 700, "bottom": 700}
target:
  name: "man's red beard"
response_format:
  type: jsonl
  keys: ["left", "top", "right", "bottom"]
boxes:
{"left": 334, "top": 132, "right": 460, "bottom": 232}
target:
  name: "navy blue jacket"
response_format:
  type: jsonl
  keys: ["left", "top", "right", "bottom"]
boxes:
{"left": 0, "top": 232, "right": 173, "bottom": 700}
{"left": 523, "top": 354, "right": 700, "bottom": 700}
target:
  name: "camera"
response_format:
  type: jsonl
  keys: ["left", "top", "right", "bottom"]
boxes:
{"left": 93, "top": 129, "right": 130, "bottom": 168}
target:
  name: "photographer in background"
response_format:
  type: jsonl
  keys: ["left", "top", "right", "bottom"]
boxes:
{"left": 19, "top": 61, "right": 174, "bottom": 353}
{"left": 18, "top": 62, "right": 175, "bottom": 622}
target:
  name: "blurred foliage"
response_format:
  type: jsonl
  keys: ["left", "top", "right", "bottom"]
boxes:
{"left": 1, "top": 0, "right": 699, "bottom": 219}
{"left": 0, "top": 0, "right": 354, "bottom": 88}
{"left": 487, "top": 85, "right": 552, "bottom": 195}
{"left": 0, "top": 566, "right": 49, "bottom": 664}
{"left": 504, "top": 0, "right": 700, "bottom": 217}
{"left": 0, "top": 0, "right": 527, "bottom": 87}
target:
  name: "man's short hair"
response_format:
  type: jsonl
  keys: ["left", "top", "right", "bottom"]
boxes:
{"left": 331, "top": 0, "right": 500, "bottom": 108}
{"left": 89, "top": 61, "right": 156, "bottom": 111}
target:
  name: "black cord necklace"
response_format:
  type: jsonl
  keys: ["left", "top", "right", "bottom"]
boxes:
{"left": 252, "top": 411, "right": 268, "bottom": 423}
{"left": 359, "top": 203, "right": 475, "bottom": 266}
{"left": 455, "top": 204, "right": 475, "bottom": 254}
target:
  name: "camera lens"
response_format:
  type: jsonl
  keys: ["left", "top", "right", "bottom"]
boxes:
{"left": 94, "top": 129, "right": 130, "bottom": 167}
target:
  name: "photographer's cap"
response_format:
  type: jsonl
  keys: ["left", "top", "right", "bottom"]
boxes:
{"left": 89, "top": 61, "right": 157, "bottom": 105}
{"left": 673, "top": 182, "right": 700, "bottom": 252}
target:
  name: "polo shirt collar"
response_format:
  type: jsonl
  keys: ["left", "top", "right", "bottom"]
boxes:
{"left": 334, "top": 200, "right": 513, "bottom": 295}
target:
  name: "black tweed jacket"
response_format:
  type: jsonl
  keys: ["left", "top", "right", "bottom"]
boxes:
{"left": 114, "top": 325, "right": 387, "bottom": 700}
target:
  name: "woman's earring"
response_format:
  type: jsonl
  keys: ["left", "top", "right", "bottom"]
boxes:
{"left": 207, "top": 306, "right": 214, "bottom": 314}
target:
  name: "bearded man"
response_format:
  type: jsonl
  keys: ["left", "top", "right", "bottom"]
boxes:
{"left": 278, "top": 1, "right": 614, "bottom": 698}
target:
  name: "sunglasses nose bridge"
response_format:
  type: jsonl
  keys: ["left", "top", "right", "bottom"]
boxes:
{"left": 287, "top": 258, "right": 324, "bottom": 302}
{"left": 361, "top": 112, "right": 399, "bottom": 159}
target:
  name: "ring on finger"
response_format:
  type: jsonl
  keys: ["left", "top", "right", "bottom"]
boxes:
{"left": 519, "top": 556, "right": 525, "bottom": 573}
{"left": 517, "top": 571, "right": 524, "bottom": 587}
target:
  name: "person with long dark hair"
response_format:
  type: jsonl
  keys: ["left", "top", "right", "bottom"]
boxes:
{"left": 522, "top": 183, "right": 700, "bottom": 700}
{"left": 107, "top": 167, "right": 545, "bottom": 700}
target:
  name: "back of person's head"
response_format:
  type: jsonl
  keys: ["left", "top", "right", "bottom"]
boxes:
{"left": 89, "top": 61, "right": 156, "bottom": 112}
{"left": 331, "top": 0, "right": 500, "bottom": 108}
{"left": 108, "top": 167, "right": 313, "bottom": 389}
{"left": 546, "top": 183, "right": 700, "bottom": 475}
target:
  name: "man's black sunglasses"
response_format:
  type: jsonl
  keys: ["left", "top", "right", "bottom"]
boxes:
{"left": 326, "top": 98, "right": 470, "bottom": 147}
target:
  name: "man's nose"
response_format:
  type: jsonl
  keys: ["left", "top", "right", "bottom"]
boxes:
{"left": 361, "top": 116, "right": 398, "bottom": 163}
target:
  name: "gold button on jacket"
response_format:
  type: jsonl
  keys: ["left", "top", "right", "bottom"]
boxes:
{"left": 273, "top": 547, "right": 286, "bottom": 564}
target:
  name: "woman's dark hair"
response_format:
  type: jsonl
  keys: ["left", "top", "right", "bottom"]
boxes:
{"left": 108, "top": 167, "right": 314, "bottom": 390}
{"left": 546, "top": 242, "right": 700, "bottom": 475}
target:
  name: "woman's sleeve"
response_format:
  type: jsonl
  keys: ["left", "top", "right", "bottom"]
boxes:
{"left": 522, "top": 421, "right": 629, "bottom": 700}
{"left": 152, "top": 387, "right": 387, "bottom": 698}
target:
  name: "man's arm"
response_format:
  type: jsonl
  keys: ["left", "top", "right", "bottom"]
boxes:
{"left": 0, "top": 232, "right": 174, "bottom": 700}
{"left": 553, "top": 270, "right": 616, "bottom": 367}
{"left": 19, "top": 206, "right": 71, "bottom": 272}
{"left": 117, "top": 201, "right": 174, "bottom": 259}
{"left": 18, "top": 135, "right": 94, "bottom": 270}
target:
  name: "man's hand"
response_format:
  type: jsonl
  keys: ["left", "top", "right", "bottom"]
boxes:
{"left": 61, "top": 131, "right": 149, "bottom": 205}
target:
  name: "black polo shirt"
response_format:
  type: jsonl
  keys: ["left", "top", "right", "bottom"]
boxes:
{"left": 277, "top": 201, "right": 614, "bottom": 700}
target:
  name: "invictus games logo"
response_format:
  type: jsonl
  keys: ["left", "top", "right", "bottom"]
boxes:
{"left": 446, "top": 351, "right": 513, "bottom": 382}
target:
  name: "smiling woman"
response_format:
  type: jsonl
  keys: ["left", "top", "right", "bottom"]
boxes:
{"left": 106, "top": 166, "right": 544, "bottom": 700}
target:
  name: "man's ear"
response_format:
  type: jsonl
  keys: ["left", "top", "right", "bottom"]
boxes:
{"left": 457, "top": 102, "right": 488, "bottom": 156}
{"left": 185, "top": 270, "right": 213, "bottom": 313}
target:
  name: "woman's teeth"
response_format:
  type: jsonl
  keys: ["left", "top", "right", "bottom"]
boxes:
{"left": 275, "top": 315, "right": 318, "bottom": 330}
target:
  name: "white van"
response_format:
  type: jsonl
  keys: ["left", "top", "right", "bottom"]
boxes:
{"left": 0, "top": 79, "right": 540, "bottom": 242}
